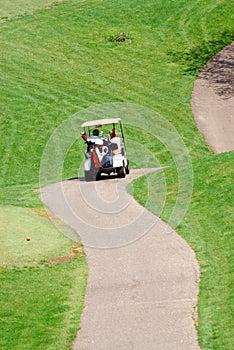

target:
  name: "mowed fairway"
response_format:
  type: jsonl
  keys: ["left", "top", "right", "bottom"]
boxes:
{"left": 0, "top": 0, "right": 233, "bottom": 349}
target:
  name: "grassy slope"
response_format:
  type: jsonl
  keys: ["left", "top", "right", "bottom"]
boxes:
{"left": 0, "top": 3, "right": 88, "bottom": 349}
{"left": 185, "top": 153, "right": 234, "bottom": 349}
{"left": 0, "top": 0, "right": 233, "bottom": 349}
{"left": 132, "top": 152, "right": 234, "bottom": 349}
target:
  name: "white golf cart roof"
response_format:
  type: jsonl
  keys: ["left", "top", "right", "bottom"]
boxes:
{"left": 81, "top": 118, "right": 121, "bottom": 128}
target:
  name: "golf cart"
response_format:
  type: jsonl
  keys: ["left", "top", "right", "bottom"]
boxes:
{"left": 81, "top": 118, "right": 130, "bottom": 181}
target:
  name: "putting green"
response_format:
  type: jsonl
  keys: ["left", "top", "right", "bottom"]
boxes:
{"left": 0, "top": 205, "right": 80, "bottom": 267}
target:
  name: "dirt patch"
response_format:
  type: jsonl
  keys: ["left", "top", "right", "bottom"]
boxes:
{"left": 47, "top": 245, "right": 85, "bottom": 264}
{"left": 198, "top": 42, "right": 234, "bottom": 99}
{"left": 191, "top": 41, "right": 234, "bottom": 154}
{"left": 47, "top": 255, "right": 77, "bottom": 263}
{"left": 108, "top": 32, "right": 132, "bottom": 43}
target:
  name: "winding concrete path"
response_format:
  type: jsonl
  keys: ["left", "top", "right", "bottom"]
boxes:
{"left": 40, "top": 169, "right": 200, "bottom": 350}
{"left": 39, "top": 41, "right": 234, "bottom": 350}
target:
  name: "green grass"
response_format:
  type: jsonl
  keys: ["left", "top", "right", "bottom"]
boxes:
{"left": 0, "top": 258, "right": 87, "bottom": 350}
{"left": 0, "top": 205, "right": 87, "bottom": 350}
{"left": 131, "top": 151, "right": 234, "bottom": 349}
{"left": 0, "top": 0, "right": 65, "bottom": 19}
{"left": 186, "top": 153, "right": 234, "bottom": 349}
{"left": 1, "top": 0, "right": 234, "bottom": 349}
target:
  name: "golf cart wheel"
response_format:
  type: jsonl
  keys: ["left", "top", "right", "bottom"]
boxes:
{"left": 84, "top": 171, "right": 96, "bottom": 182}
{"left": 96, "top": 172, "right": 102, "bottom": 181}
{"left": 117, "top": 166, "right": 126, "bottom": 178}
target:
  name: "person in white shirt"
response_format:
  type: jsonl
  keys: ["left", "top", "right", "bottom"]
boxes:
{"left": 109, "top": 129, "right": 122, "bottom": 155}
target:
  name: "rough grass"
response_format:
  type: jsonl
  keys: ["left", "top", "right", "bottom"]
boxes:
{"left": 132, "top": 151, "right": 234, "bottom": 349}
{"left": 0, "top": 258, "right": 87, "bottom": 350}
{"left": 1, "top": 0, "right": 234, "bottom": 349}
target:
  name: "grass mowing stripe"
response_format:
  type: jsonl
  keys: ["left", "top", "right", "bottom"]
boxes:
{"left": 0, "top": 116, "right": 18, "bottom": 185}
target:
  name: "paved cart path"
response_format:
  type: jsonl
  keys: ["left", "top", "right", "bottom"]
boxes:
{"left": 40, "top": 169, "right": 200, "bottom": 350}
